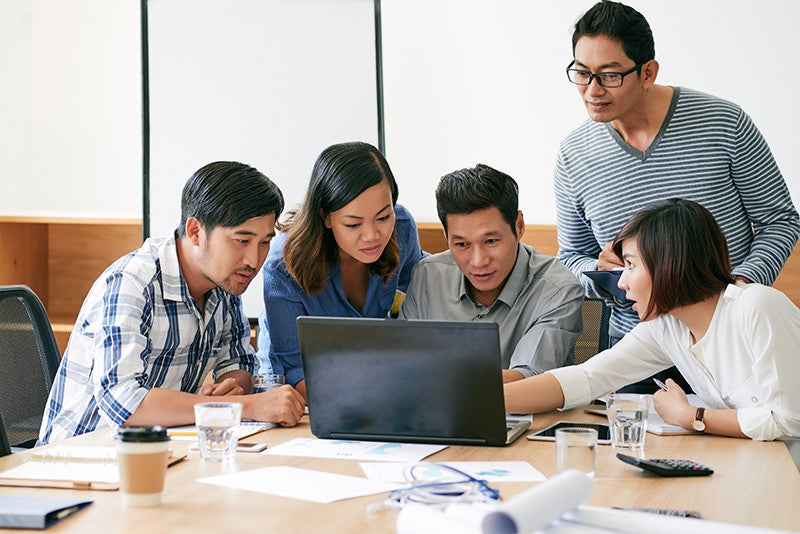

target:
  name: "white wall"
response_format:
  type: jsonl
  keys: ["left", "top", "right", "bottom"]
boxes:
{"left": 146, "top": 0, "right": 378, "bottom": 316}
{"left": 0, "top": 0, "right": 141, "bottom": 219}
{"left": 383, "top": 0, "right": 800, "bottom": 223}
{"left": 0, "top": 0, "right": 32, "bottom": 203}
{"left": 3, "top": 0, "right": 799, "bottom": 314}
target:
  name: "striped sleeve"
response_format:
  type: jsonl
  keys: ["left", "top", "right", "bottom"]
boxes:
{"left": 728, "top": 110, "right": 800, "bottom": 284}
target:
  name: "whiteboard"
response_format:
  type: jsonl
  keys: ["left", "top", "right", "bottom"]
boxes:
{"left": 381, "top": 0, "right": 800, "bottom": 224}
{"left": 146, "top": 0, "right": 378, "bottom": 317}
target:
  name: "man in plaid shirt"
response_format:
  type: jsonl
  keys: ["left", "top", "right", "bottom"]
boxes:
{"left": 39, "top": 161, "right": 305, "bottom": 444}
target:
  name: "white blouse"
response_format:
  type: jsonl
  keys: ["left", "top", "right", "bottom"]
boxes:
{"left": 549, "top": 283, "right": 800, "bottom": 440}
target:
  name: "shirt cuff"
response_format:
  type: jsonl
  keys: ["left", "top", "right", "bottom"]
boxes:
{"left": 511, "top": 365, "right": 535, "bottom": 379}
{"left": 736, "top": 407, "right": 784, "bottom": 441}
{"left": 285, "top": 367, "right": 305, "bottom": 388}
{"left": 731, "top": 266, "right": 766, "bottom": 285}
{"left": 97, "top": 383, "right": 150, "bottom": 427}
{"left": 548, "top": 366, "right": 593, "bottom": 410}
{"left": 213, "top": 355, "right": 258, "bottom": 379}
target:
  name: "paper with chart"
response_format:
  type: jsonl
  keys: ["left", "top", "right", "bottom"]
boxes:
{"left": 263, "top": 438, "right": 446, "bottom": 463}
{"left": 359, "top": 461, "right": 546, "bottom": 483}
{"left": 198, "top": 466, "right": 400, "bottom": 503}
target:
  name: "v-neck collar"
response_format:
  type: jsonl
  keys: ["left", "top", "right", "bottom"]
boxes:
{"left": 604, "top": 86, "right": 680, "bottom": 162}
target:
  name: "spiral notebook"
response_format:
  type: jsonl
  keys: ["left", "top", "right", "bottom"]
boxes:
{"left": 0, "top": 446, "right": 186, "bottom": 491}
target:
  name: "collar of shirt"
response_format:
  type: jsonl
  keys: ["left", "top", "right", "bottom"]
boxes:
{"left": 158, "top": 235, "right": 220, "bottom": 316}
{"left": 458, "top": 243, "right": 529, "bottom": 310}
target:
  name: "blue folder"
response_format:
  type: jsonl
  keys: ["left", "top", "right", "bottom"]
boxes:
{"left": 0, "top": 496, "right": 91, "bottom": 529}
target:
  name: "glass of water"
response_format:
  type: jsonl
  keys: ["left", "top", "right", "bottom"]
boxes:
{"left": 606, "top": 393, "right": 651, "bottom": 450}
{"left": 555, "top": 427, "right": 598, "bottom": 478}
{"left": 251, "top": 373, "right": 285, "bottom": 394}
{"left": 193, "top": 402, "right": 242, "bottom": 462}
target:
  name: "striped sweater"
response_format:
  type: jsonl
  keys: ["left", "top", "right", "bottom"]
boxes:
{"left": 554, "top": 86, "right": 800, "bottom": 337}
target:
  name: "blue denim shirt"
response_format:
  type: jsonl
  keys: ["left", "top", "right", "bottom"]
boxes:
{"left": 258, "top": 204, "right": 424, "bottom": 386}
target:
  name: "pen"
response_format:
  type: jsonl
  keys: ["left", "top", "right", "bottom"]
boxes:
{"left": 653, "top": 378, "right": 668, "bottom": 391}
{"left": 167, "top": 431, "right": 198, "bottom": 437}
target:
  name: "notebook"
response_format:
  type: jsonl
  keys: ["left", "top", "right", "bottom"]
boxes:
{"left": 298, "top": 317, "right": 530, "bottom": 446}
{"left": 0, "top": 445, "right": 187, "bottom": 490}
{"left": 583, "top": 395, "right": 711, "bottom": 435}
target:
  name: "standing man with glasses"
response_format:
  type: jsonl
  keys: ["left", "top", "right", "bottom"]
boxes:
{"left": 555, "top": 1, "right": 799, "bottom": 393}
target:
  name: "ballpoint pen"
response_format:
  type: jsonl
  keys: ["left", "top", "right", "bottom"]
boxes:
{"left": 653, "top": 378, "right": 668, "bottom": 391}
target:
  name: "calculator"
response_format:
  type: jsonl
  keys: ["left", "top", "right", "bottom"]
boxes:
{"left": 616, "top": 453, "right": 714, "bottom": 477}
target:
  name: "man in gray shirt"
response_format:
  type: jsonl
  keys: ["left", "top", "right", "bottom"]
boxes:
{"left": 400, "top": 164, "right": 584, "bottom": 382}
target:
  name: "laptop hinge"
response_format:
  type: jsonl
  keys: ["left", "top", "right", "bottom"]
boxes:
{"left": 329, "top": 432, "right": 488, "bottom": 446}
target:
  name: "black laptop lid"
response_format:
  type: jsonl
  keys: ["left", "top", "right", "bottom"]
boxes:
{"left": 298, "top": 317, "right": 509, "bottom": 446}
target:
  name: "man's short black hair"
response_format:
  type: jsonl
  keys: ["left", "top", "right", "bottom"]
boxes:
{"left": 573, "top": 1, "right": 655, "bottom": 65}
{"left": 436, "top": 164, "right": 519, "bottom": 236}
{"left": 177, "top": 161, "right": 284, "bottom": 236}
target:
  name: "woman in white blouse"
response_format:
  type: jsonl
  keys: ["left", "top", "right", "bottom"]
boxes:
{"left": 505, "top": 198, "right": 800, "bottom": 440}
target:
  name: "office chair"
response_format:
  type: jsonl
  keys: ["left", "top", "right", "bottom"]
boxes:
{"left": 0, "top": 285, "right": 61, "bottom": 449}
{"left": 574, "top": 297, "right": 611, "bottom": 365}
{"left": 0, "top": 413, "right": 11, "bottom": 458}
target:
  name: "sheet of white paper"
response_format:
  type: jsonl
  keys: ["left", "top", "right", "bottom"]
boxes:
{"left": 198, "top": 466, "right": 400, "bottom": 503}
{"left": 360, "top": 461, "right": 546, "bottom": 483}
{"left": 167, "top": 421, "right": 274, "bottom": 441}
{"left": 263, "top": 438, "right": 446, "bottom": 463}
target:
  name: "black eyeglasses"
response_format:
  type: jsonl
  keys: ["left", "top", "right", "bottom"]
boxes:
{"left": 566, "top": 60, "right": 643, "bottom": 88}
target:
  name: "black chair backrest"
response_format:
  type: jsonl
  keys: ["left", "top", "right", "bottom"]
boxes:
{"left": 574, "top": 297, "right": 611, "bottom": 365}
{"left": 0, "top": 412, "right": 11, "bottom": 457}
{"left": 0, "top": 285, "right": 60, "bottom": 448}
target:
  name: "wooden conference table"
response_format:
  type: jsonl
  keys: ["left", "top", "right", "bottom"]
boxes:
{"left": 0, "top": 409, "right": 798, "bottom": 533}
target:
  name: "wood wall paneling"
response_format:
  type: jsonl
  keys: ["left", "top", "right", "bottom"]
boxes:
{"left": 47, "top": 223, "right": 142, "bottom": 321}
{"left": 0, "top": 222, "right": 49, "bottom": 306}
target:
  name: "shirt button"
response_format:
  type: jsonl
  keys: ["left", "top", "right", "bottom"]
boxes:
{"left": 751, "top": 396, "right": 758, "bottom": 403}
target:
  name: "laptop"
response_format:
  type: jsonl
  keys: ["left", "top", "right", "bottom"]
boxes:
{"left": 298, "top": 317, "right": 530, "bottom": 446}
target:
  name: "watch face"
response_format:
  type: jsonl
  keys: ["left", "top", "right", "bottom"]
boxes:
{"left": 692, "top": 420, "right": 706, "bottom": 432}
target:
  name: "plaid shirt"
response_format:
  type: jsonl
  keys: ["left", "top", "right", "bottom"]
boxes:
{"left": 39, "top": 236, "right": 258, "bottom": 444}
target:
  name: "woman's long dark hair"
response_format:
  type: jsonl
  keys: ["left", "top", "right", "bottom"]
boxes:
{"left": 282, "top": 142, "right": 400, "bottom": 294}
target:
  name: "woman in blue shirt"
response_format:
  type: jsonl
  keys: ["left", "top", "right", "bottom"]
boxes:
{"left": 258, "top": 141, "right": 424, "bottom": 399}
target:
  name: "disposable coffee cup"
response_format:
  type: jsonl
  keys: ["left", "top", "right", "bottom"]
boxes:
{"left": 115, "top": 426, "right": 171, "bottom": 507}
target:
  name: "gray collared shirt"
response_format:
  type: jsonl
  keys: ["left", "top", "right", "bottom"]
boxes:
{"left": 400, "top": 244, "right": 583, "bottom": 377}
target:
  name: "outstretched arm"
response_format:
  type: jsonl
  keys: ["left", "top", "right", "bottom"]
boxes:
{"left": 504, "top": 373, "right": 566, "bottom": 414}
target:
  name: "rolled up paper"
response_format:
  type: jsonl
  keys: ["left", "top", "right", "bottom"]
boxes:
{"left": 482, "top": 470, "right": 591, "bottom": 533}
{"left": 396, "top": 470, "right": 591, "bottom": 534}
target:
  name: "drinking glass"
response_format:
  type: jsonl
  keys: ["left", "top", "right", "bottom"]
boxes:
{"left": 606, "top": 393, "right": 650, "bottom": 450}
{"left": 252, "top": 373, "right": 285, "bottom": 394}
{"left": 193, "top": 402, "right": 242, "bottom": 462}
{"left": 555, "top": 427, "right": 598, "bottom": 477}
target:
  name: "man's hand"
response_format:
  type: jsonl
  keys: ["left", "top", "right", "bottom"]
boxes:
{"left": 653, "top": 378, "right": 694, "bottom": 428}
{"left": 247, "top": 385, "right": 305, "bottom": 427}
{"left": 597, "top": 242, "right": 624, "bottom": 271}
{"left": 199, "top": 377, "right": 244, "bottom": 396}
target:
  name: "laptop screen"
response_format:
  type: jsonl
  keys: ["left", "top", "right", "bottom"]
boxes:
{"left": 298, "top": 317, "right": 510, "bottom": 446}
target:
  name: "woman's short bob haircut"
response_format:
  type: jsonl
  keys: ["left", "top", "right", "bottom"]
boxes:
{"left": 281, "top": 141, "right": 400, "bottom": 294}
{"left": 612, "top": 198, "right": 735, "bottom": 319}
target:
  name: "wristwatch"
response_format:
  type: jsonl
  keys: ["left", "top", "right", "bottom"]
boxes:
{"left": 692, "top": 407, "right": 706, "bottom": 432}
